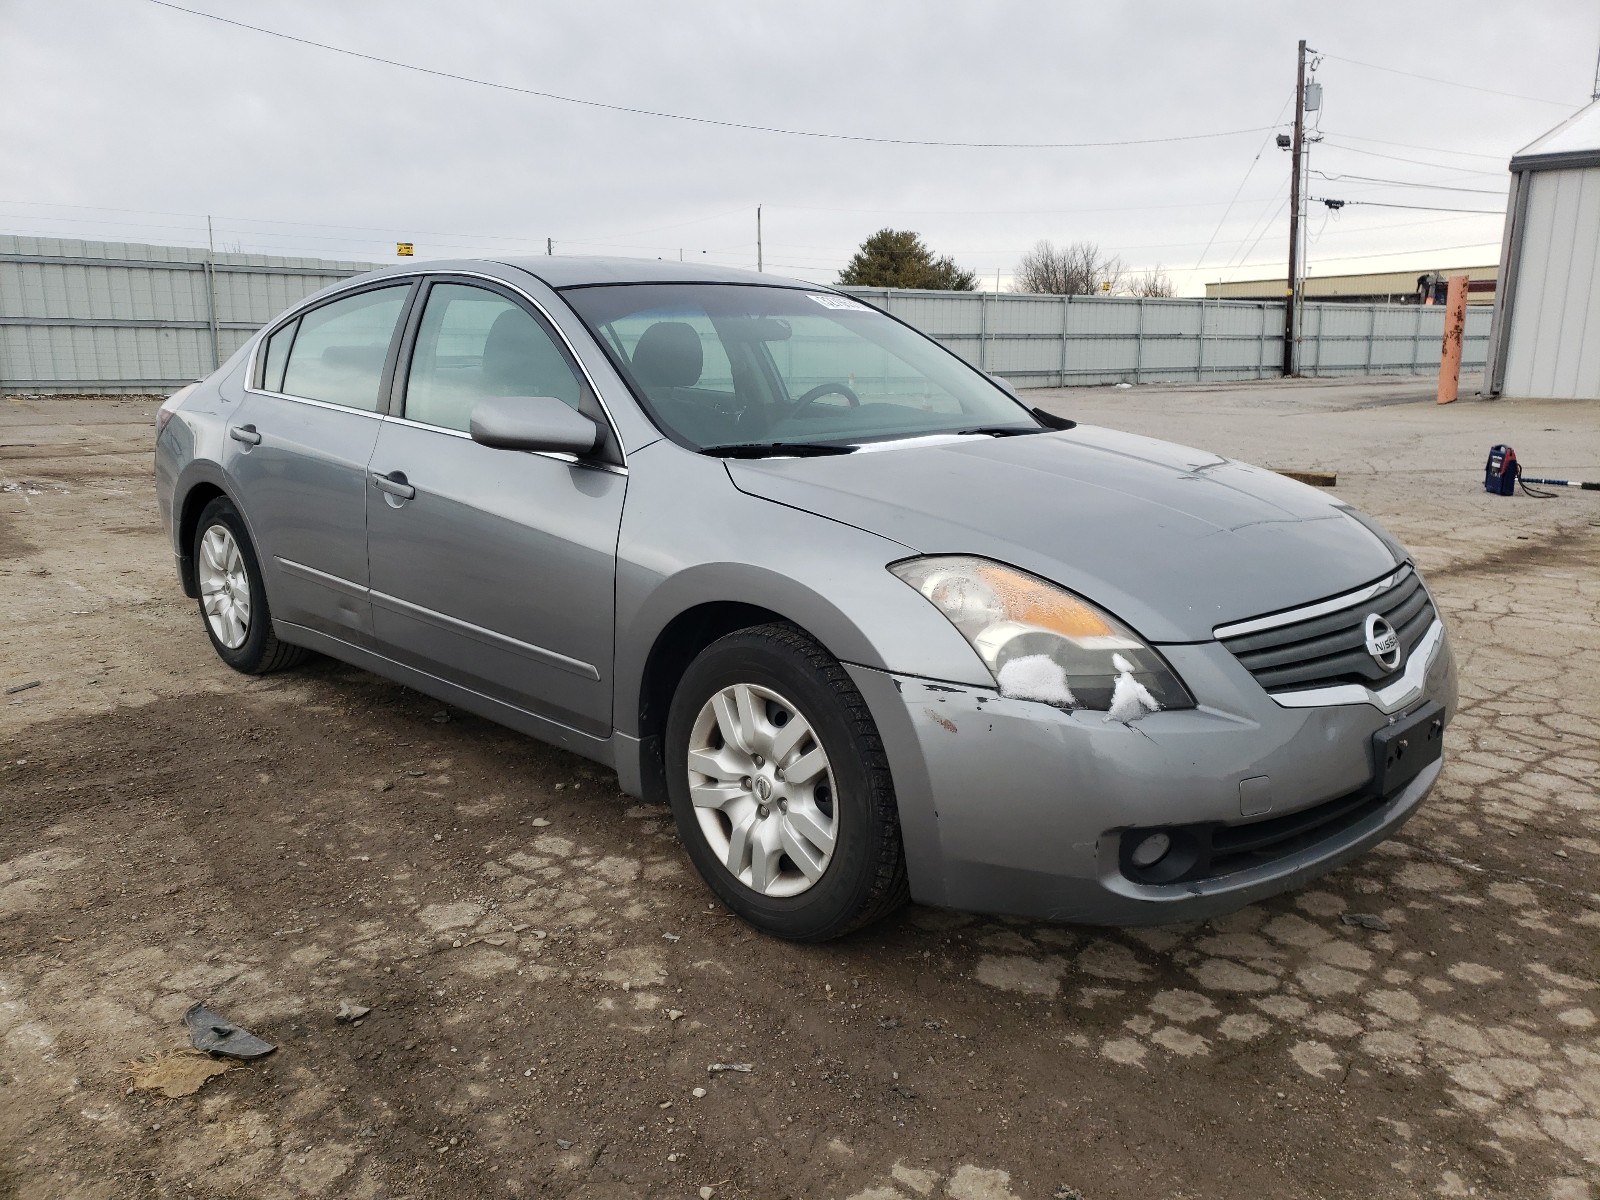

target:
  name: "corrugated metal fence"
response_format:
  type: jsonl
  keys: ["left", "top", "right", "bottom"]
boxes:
{"left": 0, "top": 236, "right": 1487, "bottom": 393}
{"left": 0, "top": 235, "right": 372, "bottom": 393}
{"left": 841, "top": 287, "right": 1492, "bottom": 387}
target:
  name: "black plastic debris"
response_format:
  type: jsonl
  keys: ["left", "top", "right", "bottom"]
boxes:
{"left": 183, "top": 1002, "right": 276, "bottom": 1060}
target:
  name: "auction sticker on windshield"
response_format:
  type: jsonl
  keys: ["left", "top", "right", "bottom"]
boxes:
{"left": 807, "top": 294, "right": 872, "bottom": 312}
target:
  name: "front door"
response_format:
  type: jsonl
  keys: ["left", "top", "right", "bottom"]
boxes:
{"left": 227, "top": 282, "right": 413, "bottom": 641}
{"left": 364, "top": 279, "right": 625, "bottom": 737}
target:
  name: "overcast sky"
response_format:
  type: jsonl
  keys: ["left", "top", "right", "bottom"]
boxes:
{"left": 2, "top": 0, "right": 1596, "bottom": 294}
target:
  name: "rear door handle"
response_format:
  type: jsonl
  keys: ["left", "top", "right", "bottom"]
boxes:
{"left": 229, "top": 424, "right": 261, "bottom": 446}
{"left": 371, "top": 470, "right": 416, "bottom": 500}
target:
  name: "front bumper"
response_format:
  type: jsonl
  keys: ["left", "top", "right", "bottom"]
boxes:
{"left": 848, "top": 623, "right": 1457, "bottom": 925}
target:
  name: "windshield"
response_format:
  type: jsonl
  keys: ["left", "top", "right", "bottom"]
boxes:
{"left": 561, "top": 283, "right": 1041, "bottom": 451}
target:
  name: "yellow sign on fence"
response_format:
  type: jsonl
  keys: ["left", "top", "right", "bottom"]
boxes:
{"left": 396, "top": 243, "right": 414, "bottom": 257}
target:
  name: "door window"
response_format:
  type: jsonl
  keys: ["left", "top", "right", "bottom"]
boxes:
{"left": 279, "top": 285, "right": 409, "bottom": 412}
{"left": 404, "top": 283, "right": 583, "bottom": 434}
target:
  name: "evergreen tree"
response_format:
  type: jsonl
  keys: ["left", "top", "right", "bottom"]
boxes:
{"left": 836, "top": 229, "right": 976, "bottom": 290}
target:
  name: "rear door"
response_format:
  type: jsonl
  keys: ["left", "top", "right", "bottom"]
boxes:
{"left": 364, "top": 277, "right": 625, "bottom": 736}
{"left": 228, "top": 282, "right": 414, "bottom": 642}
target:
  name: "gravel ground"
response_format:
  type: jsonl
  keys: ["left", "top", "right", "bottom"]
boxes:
{"left": 1, "top": 379, "right": 1597, "bottom": 1200}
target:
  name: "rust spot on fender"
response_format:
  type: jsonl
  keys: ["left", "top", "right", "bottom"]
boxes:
{"left": 924, "top": 707, "right": 958, "bottom": 734}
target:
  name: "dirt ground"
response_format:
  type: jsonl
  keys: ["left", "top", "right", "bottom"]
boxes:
{"left": 1, "top": 378, "right": 1597, "bottom": 1200}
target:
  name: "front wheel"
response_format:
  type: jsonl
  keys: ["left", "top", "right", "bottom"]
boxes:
{"left": 664, "top": 623, "right": 909, "bottom": 941}
{"left": 192, "top": 496, "right": 308, "bottom": 675}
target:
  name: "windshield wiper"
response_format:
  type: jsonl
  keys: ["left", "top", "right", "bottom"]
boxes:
{"left": 702, "top": 441, "right": 856, "bottom": 459}
{"left": 953, "top": 409, "right": 1076, "bottom": 438}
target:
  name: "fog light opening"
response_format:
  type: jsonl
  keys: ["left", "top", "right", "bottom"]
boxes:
{"left": 1130, "top": 831, "right": 1172, "bottom": 869}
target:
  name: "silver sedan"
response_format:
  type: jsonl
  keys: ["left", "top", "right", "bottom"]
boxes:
{"left": 154, "top": 258, "right": 1457, "bottom": 940}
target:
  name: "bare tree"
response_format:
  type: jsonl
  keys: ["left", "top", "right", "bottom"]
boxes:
{"left": 1012, "top": 240, "right": 1126, "bottom": 296}
{"left": 1129, "top": 266, "right": 1175, "bottom": 298}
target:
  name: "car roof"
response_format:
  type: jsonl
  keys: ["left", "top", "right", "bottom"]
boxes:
{"left": 493, "top": 255, "right": 815, "bottom": 290}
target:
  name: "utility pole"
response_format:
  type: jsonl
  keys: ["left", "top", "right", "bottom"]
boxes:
{"left": 1284, "top": 38, "right": 1307, "bottom": 377}
{"left": 756, "top": 205, "right": 763, "bottom": 272}
{"left": 203, "top": 214, "right": 220, "bottom": 372}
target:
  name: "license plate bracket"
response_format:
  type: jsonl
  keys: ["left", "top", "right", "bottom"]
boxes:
{"left": 1371, "top": 701, "right": 1445, "bottom": 797}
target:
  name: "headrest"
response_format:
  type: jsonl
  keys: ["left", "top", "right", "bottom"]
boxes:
{"left": 481, "top": 309, "right": 547, "bottom": 390}
{"left": 631, "top": 321, "right": 703, "bottom": 389}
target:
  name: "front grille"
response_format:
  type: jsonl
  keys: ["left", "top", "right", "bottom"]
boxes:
{"left": 1219, "top": 569, "right": 1436, "bottom": 695}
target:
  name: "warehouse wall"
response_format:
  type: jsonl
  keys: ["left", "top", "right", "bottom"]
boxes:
{"left": 1500, "top": 166, "right": 1600, "bottom": 400}
{"left": 0, "top": 236, "right": 1488, "bottom": 393}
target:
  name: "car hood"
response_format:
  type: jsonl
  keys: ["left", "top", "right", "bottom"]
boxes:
{"left": 725, "top": 426, "right": 1400, "bottom": 643}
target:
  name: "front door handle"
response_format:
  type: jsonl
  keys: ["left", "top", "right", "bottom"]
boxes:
{"left": 229, "top": 424, "right": 261, "bottom": 446}
{"left": 371, "top": 470, "right": 416, "bottom": 501}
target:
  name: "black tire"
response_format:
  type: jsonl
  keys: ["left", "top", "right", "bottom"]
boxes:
{"left": 192, "top": 496, "right": 308, "bottom": 675}
{"left": 664, "top": 622, "right": 909, "bottom": 941}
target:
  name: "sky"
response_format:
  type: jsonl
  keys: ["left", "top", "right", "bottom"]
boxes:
{"left": 2, "top": 0, "right": 1596, "bottom": 295}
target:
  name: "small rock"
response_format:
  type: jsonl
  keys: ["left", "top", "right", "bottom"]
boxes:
{"left": 667, "top": 1009, "right": 685, "bottom": 1022}
{"left": 335, "top": 1000, "right": 371, "bottom": 1024}
{"left": 374, "top": 780, "right": 394, "bottom": 792}
{"left": 662, "top": 932, "right": 681, "bottom": 942}
{"left": 707, "top": 1062, "right": 752, "bottom": 1074}
{"left": 691, "top": 1087, "right": 706, "bottom": 1098}
{"left": 556, "top": 1138, "right": 574, "bottom": 1150}
{"left": 433, "top": 833, "right": 443, "bottom": 841}
{"left": 1339, "top": 913, "right": 1391, "bottom": 932}
{"left": 431, "top": 710, "right": 450, "bottom": 723}
{"left": 531, "top": 817, "right": 551, "bottom": 827}
{"left": 1054, "top": 1189, "right": 1086, "bottom": 1200}
{"left": 667, "top": 1152, "right": 679, "bottom": 1162}
{"left": 658, "top": 1100, "right": 672, "bottom": 1109}
{"left": 700, "top": 1188, "right": 715, "bottom": 1200}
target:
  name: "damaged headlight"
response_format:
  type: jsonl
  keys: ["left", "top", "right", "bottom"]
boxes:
{"left": 890, "top": 556, "right": 1194, "bottom": 715}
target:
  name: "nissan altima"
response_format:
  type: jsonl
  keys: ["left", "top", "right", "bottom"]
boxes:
{"left": 154, "top": 258, "right": 1456, "bottom": 941}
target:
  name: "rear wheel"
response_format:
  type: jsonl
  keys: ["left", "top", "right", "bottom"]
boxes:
{"left": 664, "top": 623, "right": 908, "bottom": 941}
{"left": 192, "top": 496, "right": 307, "bottom": 674}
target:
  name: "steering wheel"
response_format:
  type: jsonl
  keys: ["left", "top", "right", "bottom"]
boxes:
{"left": 790, "top": 381, "right": 861, "bottom": 416}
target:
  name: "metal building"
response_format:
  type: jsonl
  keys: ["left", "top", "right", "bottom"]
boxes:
{"left": 1207, "top": 266, "right": 1498, "bottom": 305}
{"left": 1486, "top": 99, "right": 1600, "bottom": 399}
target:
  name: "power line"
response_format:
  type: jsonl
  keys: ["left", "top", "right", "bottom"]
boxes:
{"left": 1318, "top": 131, "right": 1507, "bottom": 161}
{"left": 1312, "top": 198, "right": 1504, "bottom": 215}
{"left": 1321, "top": 52, "right": 1580, "bottom": 107}
{"left": 1310, "top": 170, "right": 1507, "bottom": 196}
{"left": 0, "top": 197, "right": 756, "bottom": 254}
{"left": 1212, "top": 239, "right": 1503, "bottom": 276}
{"left": 1317, "top": 139, "right": 1506, "bottom": 176}
{"left": 143, "top": 0, "right": 1278, "bottom": 151}
{"left": 1232, "top": 194, "right": 1290, "bottom": 270}
{"left": 1193, "top": 95, "right": 1295, "bottom": 272}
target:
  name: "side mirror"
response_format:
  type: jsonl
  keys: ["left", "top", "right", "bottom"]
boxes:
{"left": 469, "top": 396, "right": 599, "bottom": 456}
{"left": 989, "top": 373, "right": 1021, "bottom": 401}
